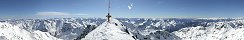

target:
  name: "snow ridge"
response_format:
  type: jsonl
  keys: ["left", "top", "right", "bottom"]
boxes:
{"left": 0, "top": 22, "right": 61, "bottom": 40}
{"left": 82, "top": 19, "right": 135, "bottom": 40}
{"left": 173, "top": 20, "right": 244, "bottom": 40}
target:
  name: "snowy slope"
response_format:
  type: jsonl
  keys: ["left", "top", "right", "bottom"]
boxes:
{"left": 0, "top": 22, "right": 61, "bottom": 40}
{"left": 0, "top": 18, "right": 105, "bottom": 40}
{"left": 173, "top": 20, "right": 244, "bottom": 40}
{"left": 82, "top": 18, "right": 135, "bottom": 40}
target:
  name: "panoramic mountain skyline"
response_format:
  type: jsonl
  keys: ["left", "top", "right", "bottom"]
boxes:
{"left": 0, "top": 0, "right": 243, "bottom": 18}
{"left": 1, "top": 0, "right": 244, "bottom": 40}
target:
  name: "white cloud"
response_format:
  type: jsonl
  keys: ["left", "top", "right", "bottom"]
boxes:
{"left": 128, "top": 3, "right": 134, "bottom": 10}
{"left": 75, "top": 14, "right": 88, "bottom": 15}
{"left": 128, "top": 6, "right": 132, "bottom": 10}
{"left": 36, "top": 12, "right": 69, "bottom": 16}
{"left": 35, "top": 12, "right": 88, "bottom": 16}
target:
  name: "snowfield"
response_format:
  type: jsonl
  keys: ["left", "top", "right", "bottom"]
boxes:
{"left": 0, "top": 18, "right": 244, "bottom": 40}
{"left": 82, "top": 19, "right": 134, "bottom": 40}
{"left": 0, "top": 22, "right": 61, "bottom": 40}
{"left": 173, "top": 20, "right": 244, "bottom": 40}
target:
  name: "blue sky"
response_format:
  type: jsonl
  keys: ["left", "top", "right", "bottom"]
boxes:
{"left": 0, "top": 0, "right": 244, "bottom": 18}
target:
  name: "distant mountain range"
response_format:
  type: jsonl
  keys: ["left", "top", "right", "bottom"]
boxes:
{"left": 0, "top": 18, "right": 244, "bottom": 40}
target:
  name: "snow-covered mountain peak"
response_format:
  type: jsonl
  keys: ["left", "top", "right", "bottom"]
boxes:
{"left": 0, "top": 22, "right": 61, "bottom": 40}
{"left": 82, "top": 18, "right": 135, "bottom": 40}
